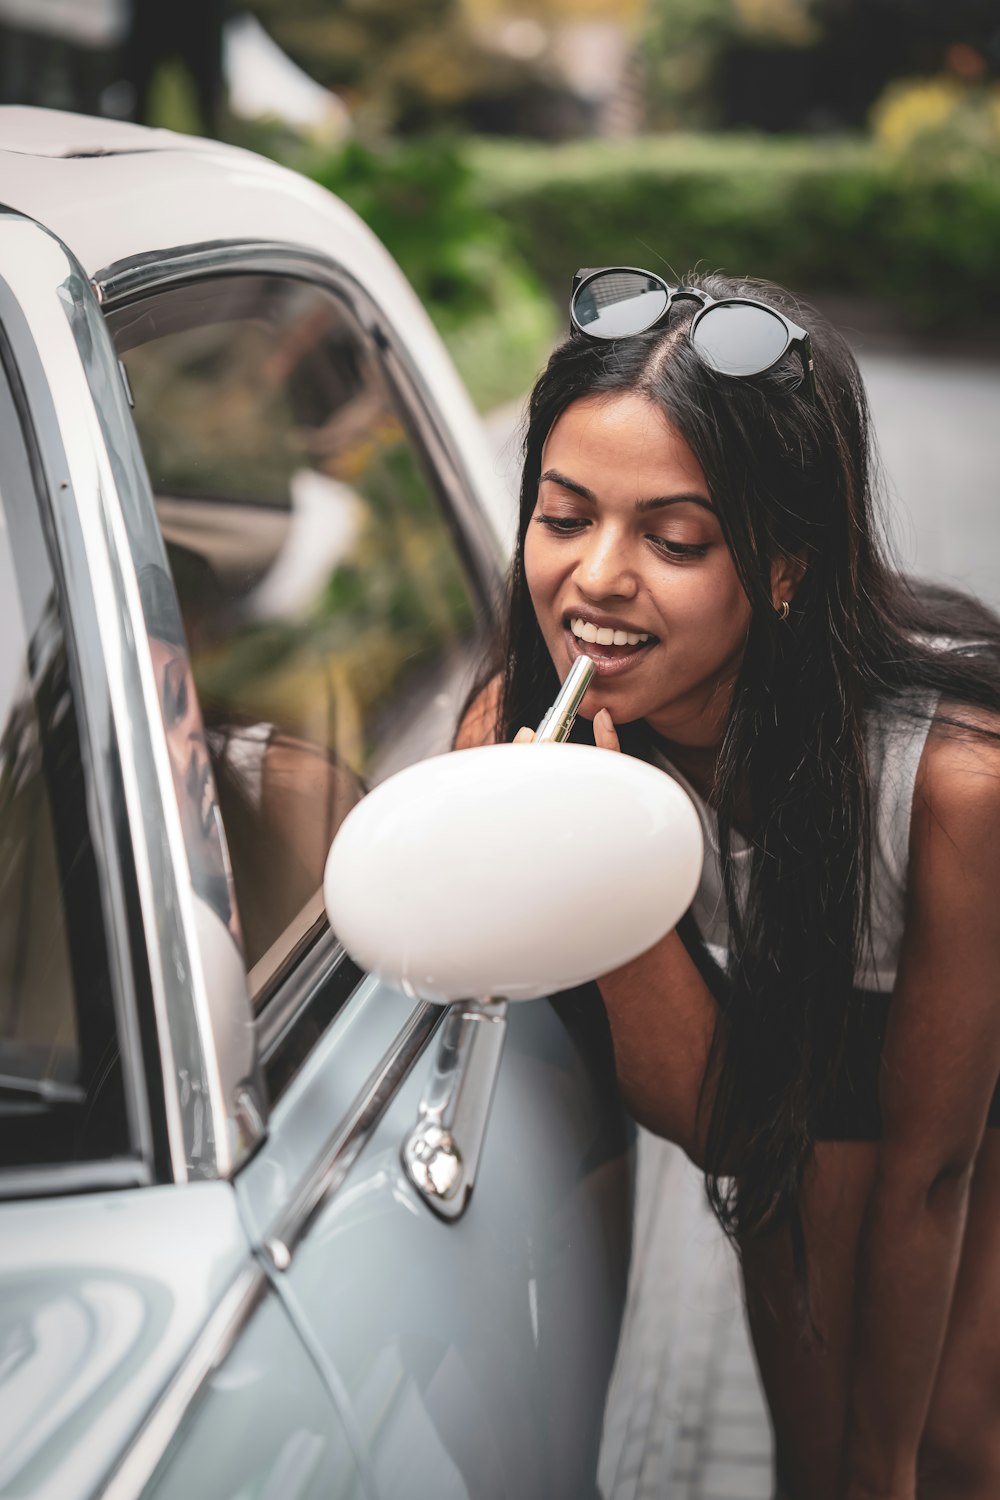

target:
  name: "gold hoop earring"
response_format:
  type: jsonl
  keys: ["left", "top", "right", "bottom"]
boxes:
{"left": 776, "top": 600, "right": 790, "bottom": 621}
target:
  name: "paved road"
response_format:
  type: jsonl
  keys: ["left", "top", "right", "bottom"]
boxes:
{"left": 485, "top": 346, "right": 1000, "bottom": 1500}
{"left": 863, "top": 350, "right": 1000, "bottom": 612}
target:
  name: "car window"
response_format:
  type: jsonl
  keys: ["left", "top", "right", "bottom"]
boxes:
{"left": 0, "top": 353, "right": 128, "bottom": 1170}
{"left": 109, "top": 274, "right": 486, "bottom": 1003}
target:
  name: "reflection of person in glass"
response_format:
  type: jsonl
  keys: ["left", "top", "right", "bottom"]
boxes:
{"left": 145, "top": 547, "right": 368, "bottom": 975}
{"left": 140, "top": 564, "right": 240, "bottom": 944}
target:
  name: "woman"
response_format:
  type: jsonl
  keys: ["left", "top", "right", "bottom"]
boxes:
{"left": 456, "top": 269, "right": 1000, "bottom": 1500}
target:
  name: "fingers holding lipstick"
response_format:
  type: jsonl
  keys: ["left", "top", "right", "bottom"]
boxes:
{"left": 514, "top": 714, "right": 618, "bottom": 749}
{"left": 594, "top": 708, "right": 620, "bottom": 753}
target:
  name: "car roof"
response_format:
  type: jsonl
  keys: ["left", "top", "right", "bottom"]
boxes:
{"left": 0, "top": 107, "right": 511, "bottom": 549}
{"left": 0, "top": 105, "right": 362, "bottom": 277}
{"left": 0, "top": 105, "right": 233, "bottom": 159}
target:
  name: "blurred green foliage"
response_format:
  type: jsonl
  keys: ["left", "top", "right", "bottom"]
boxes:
{"left": 315, "top": 138, "right": 503, "bottom": 323}
{"left": 470, "top": 133, "right": 1000, "bottom": 332}
{"left": 144, "top": 58, "right": 203, "bottom": 136}
{"left": 313, "top": 137, "right": 557, "bottom": 407}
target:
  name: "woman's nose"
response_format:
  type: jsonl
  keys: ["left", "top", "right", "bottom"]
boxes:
{"left": 575, "top": 531, "right": 637, "bottom": 599}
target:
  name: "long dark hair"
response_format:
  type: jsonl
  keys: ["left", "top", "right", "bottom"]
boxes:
{"left": 472, "top": 270, "right": 1000, "bottom": 1268}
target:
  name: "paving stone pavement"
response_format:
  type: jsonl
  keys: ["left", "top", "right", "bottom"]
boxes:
{"left": 598, "top": 1132, "right": 775, "bottom": 1500}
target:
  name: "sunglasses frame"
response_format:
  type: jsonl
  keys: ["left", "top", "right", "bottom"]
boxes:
{"left": 570, "top": 266, "right": 815, "bottom": 399}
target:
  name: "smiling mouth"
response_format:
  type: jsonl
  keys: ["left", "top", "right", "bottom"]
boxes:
{"left": 564, "top": 614, "right": 658, "bottom": 673}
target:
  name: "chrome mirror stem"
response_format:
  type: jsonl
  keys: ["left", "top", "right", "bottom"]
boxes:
{"left": 402, "top": 997, "right": 508, "bottom": 1219}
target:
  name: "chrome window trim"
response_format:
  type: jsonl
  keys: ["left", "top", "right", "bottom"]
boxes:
{"left": 0, "top": 212, "right": 264, "bottom": 1184}
{"left": 95, "top": 238, "right": 506, "bottom": 614}
{"left": 99, "top": 1263, "right": 268, "bottom": 1500}
{"left": 264, "top": 998, "right": 443, "bottom": 1270}
{"left": 0, "top": 228, "right": 156, "bottom": 1180}
{"left": 255, "top": 924, "right": 351, "bottom": 1065}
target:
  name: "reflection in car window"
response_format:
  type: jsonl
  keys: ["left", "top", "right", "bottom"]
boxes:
{"left": 110, "top": 275, "right": 486, "bottom": 1001}
{"left": 0, "top": 357, "right": 127, "bottom": 1169}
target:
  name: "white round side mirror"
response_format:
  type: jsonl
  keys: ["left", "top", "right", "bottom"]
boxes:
{"left": 324, "top": 742, "right": 703, "bottom": 1004}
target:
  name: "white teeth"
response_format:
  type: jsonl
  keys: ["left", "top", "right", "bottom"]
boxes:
{"left": 570, "top": 616, "right": 650, "bottom": 647}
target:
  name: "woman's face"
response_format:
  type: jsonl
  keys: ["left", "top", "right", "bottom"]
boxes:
{"left": 149, "top": 636, "right": 227, "bottom": 887}
{"left": 524, "top": 391, "right": 756, "bottom": 747}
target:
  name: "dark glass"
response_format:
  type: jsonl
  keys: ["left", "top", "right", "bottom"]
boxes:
{"left": 111, "top": 275, "right": 485, "bottom": 999}
{"left": 573, "top": 271, "right": 669, "bottom": 339}
{"left": 0, "top": 360, "right": 127, "bottom": 1168}
{"left": 693, "top": 302, "right": 789, "bottom": 376}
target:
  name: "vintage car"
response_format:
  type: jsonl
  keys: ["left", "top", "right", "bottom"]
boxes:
{"left": 0, "top": 107, "right": 641, "bottom": 1500}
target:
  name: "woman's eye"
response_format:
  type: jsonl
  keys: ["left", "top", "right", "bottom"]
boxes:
{"left": 162, "top": 659, "right": 188, "bottom": 724}
{"left": 648, "top": 536, "right": 709, "bottom": 559}
{"left": 535, "top": 513, "right": 586, "bottom": 533}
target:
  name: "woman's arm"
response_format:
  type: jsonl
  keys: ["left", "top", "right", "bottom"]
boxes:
{"left": 582, "top": 710, "right": 721, "bottom": 1159}
{"left": 840, "top": 718, "right": 1000, "bottom": 1500}
{"left": 596, "top": 927, "right": 720, "bottom": 1159}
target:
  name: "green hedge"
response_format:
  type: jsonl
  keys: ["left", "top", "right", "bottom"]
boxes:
{"left": 469, "top": 135, "right": 1000, "bottom": 333}
{"left": 312, "top": 138, "right": 557, "bottom": 410}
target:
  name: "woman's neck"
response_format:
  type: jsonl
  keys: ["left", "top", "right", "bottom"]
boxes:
{"left": 643, "top": 677, "right": 736, "bottom": 800}
{"left": 649, "top": 732, "right": 720, "bottom": 803}
{"left": 648, "top": 729, "right": 756, "bottom": 837}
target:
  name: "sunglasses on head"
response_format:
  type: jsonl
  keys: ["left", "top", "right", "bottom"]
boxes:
{"left": 570, "top": 267, "right": 815, "bottom": 399}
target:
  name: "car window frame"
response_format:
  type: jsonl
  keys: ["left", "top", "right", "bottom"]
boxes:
{"left": 98, "top": 239, "right": 506, "bottom": 1102}
{"left": 0, "top": 212, "right": 266, "bottom": 1192}
{"left": 0, "top": 235, "right": 155, "bottom": 1197}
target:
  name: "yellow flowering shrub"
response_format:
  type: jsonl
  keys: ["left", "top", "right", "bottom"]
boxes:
{"left": 731, "top": 0, "right": 817, "bottom": 46}
{"left": 871, "top": 76, "right": 1000, "bottom": 162}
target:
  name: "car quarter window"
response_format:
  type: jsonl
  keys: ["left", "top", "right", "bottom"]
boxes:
{"left": 109, "top": 273, "right": 487, "bottom": 1004}
{"left": 0, "top": 353, "right": 128, "bottom": 1170}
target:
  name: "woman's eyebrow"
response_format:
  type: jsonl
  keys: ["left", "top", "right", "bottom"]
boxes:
{"left": 636, "top": 493, "right": 715, "bottom": 515}
{"left": 540, "top": 468, "right": 596, "bottom": 501}
{"left": 540, "top": 468, "right": 714, "bottom": 513}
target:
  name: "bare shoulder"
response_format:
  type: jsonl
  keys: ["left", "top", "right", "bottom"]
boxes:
{"left": 913, "top": 699, "right": 1000, "bottom": 852}
{"left": 453, "top": 674, "right": 503, "bottom": 750}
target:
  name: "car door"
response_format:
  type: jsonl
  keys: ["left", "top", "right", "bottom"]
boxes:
{"left": 0, "top": 210, "right": 369, "bottom": 1500}
{"left": 102, "top": 244, "right": 635, "bottom": 1500}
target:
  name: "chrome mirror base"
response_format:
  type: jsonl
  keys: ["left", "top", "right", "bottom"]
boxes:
{"left": 402, "top": 998, "right": 508, "bottom": 1220}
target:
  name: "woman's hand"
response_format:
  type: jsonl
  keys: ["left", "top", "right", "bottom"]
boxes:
{"left": 594, "top": 708, "right": 620, "bottom": 752}
{"left": 512, "top": 707, "right": 620, "bottom": 750}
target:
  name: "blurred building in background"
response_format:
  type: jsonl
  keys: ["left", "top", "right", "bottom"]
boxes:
{"left": 463, "top": 0, "right": 646, "bottom": 138}
{"left": 0, "top": 0, "right": 343, "bottom": 141}
{"left": 643, "top": 0, "right": 1000, "bottom": 132}
{"left": 0, "top": 0, "right": 128, "bottom": 117}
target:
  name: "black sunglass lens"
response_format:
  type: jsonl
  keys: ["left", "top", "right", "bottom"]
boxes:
{"left": 692, "top": 303, "right": 788, "bottom": 377}
{"left": 573, "top": 272, "right": 669, "bottom": 339}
